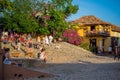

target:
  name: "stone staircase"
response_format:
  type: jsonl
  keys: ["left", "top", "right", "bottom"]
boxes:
{"left": 2, "top": 41, "right": 96, "bottom": 63}
{"left": 44, "top": 42, "right": 95, "bottom": 63}
{"left": 2, "top": 42, "right": 40, "bottom": 59}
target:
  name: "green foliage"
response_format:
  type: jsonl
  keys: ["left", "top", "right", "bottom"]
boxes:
{"left": 3, "top": 0, "right": 39, "bottom": 34}
{"left": 79, "top": 42, "right": 90, "bottom": 51}
{"left": 38, "top": 27, "right": 50, "bottom": 35}
{"left": 51, "top": 0, "right": 78, "bottom": 17}
{"left": 47, "top": 8, "right": 69, "bottom": 39}
{"left": 0, "top": 0, "right": 12, "bottom": 11}
{"left": 1, "top": 0, "right": 78, "bottom": 37}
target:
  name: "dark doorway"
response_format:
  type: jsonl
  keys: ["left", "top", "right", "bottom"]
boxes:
{"left": 111, "top": 37, "right": 118, "bottom": 51}
{"left": 91, "top": 26, "right": 95, "bottom": 31}
{"left": 89, "top": 39, "right": 97, "bottom": 54}
{"left": 90, "top": 39, "right": 96, "bottom": 47}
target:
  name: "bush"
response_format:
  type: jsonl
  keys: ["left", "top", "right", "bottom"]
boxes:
{"left": 79, "top": 42, "right": 90, "bottom": 51}
{"left": 63, "top": 29, "right": 82, "bottom": 45}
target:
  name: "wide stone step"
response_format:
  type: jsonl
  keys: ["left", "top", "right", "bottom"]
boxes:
{"left": 10, "top": 58, "right": 46, "bottom": 68}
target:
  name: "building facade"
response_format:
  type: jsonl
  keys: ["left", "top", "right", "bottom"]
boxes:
{"left": 71, "top": 15, "right": 120, "bottom": 53}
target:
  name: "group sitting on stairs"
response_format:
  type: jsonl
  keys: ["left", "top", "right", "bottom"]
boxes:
{"left": 0, "top": 30, "right": 53, "bottom": 62}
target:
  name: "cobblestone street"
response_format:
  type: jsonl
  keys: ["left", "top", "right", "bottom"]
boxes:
{"left": 27, "top": 42, "right": 120, "bottom": 80}
{"left": 28, "top": 58, "right": 120, "bottom": 80}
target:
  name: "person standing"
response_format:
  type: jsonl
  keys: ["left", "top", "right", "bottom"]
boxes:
{"left": 36, "top": 35, "right": 41, "bottom": 43}
{"left": 17, "top": 40, "right": 21, "bottom": 51}
{"left": 45, "top": 35, "right": 49, "bottom": 45}
{"left": 108, "top": 45, "right": 112, "bottom": 54}
{"left": 28, "top": 39, "right": 33, "bottom": 52}
{"left": 49, "top": 34, "right": 53, "bottom": 46}
{"left": 114, "top": 45, "right": 118, "bottom": 60}
{"left": 27, "top": 33, "right": 31, "bottom": 40}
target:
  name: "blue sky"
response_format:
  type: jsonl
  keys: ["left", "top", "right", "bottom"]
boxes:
{"left": 68, "top": 0, "right": 120, "bottom": 26}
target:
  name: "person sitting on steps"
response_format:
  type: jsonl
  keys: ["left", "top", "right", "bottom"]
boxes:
{"left": 37, "top": 48, "right": 47, "bottom": 63}
{"left": 3, "top": 48, "right": 11, "bottom": 64}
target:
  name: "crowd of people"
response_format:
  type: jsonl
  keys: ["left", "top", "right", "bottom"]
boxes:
{"left": 0, "top": 30, "right": 54, "bottom": 63}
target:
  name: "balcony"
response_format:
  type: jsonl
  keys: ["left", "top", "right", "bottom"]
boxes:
{"left": 86, "top": 30, "right": 110, "bottom": 37}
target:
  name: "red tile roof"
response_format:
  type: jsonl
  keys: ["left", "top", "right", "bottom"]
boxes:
{"left": 71, "top": 15, "right": 120, "bottom": 32}
{"left": 71, "top": 15, "right": 109, "bottom": 25}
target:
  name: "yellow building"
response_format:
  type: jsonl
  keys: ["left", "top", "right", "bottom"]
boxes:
{"left": 71, "top": 15, "right": 120, "bottom": 53}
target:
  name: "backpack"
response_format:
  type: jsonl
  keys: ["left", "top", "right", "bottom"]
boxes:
{"left": 3, "top": 58, "right": 11, "bottom": 64}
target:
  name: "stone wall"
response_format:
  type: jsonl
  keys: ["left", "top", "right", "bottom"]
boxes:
{"left": 0, "top": 50, "right": 53, "bottom": 80}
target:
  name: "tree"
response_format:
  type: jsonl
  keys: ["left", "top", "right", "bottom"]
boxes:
{"left": 3, "top": 0, "right": 39, "bottom": 35}
{"left": 2, "top": 0, "right": 78, "bottom": 38}
{"left": 41, "top": 0, "right": 79, "bottom": 38}
{"left": 0, "top": 0, "right": 12, "bottom": 11}
{"left": 0, "top": 0, "right": 12, "bottom": 30}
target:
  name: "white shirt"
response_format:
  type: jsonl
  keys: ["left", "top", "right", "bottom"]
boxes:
{"left": 45, "top": 36, "right": 49, "bottom": 44}
{"left": 49, "top": 35, "right": 53, "bottom": 41}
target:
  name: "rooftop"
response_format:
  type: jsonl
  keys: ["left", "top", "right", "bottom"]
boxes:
{"left": 71, "top": 15, "right": 120, "bottom": 32}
